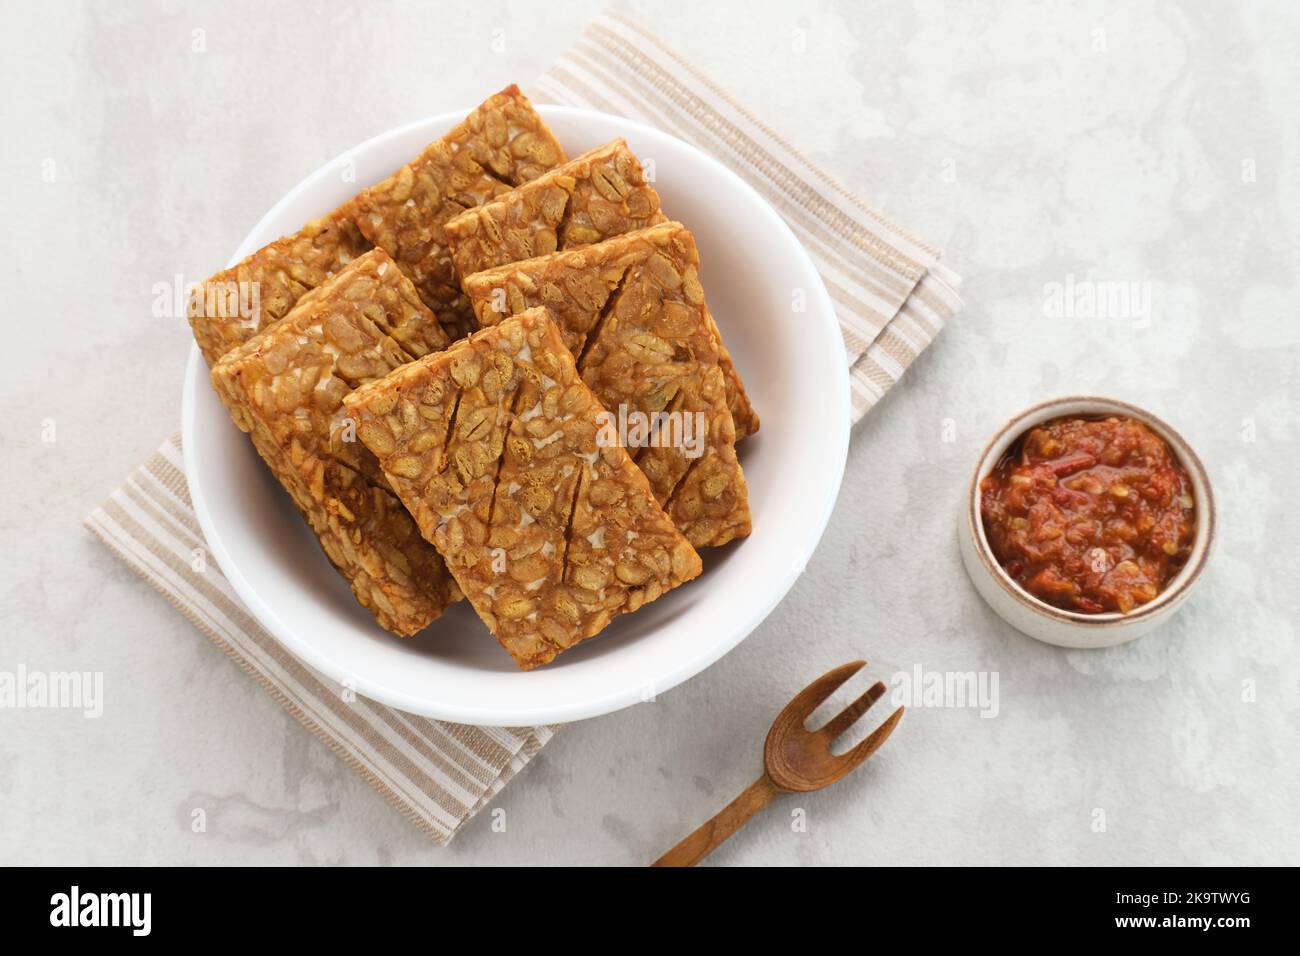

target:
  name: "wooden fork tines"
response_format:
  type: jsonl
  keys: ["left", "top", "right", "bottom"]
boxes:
{"left": 653, "top": 660, "right": 902, "bottom": 867}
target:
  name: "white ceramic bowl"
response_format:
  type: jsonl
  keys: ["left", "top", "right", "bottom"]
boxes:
{"left": 960, "top": 396, "right": 1215, "bottom": 648}
{"left": 182, "top": 105, "right": 849, "bottom": 725}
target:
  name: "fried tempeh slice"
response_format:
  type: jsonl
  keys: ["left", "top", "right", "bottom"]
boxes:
{"left": 287, "top": 247, "right": 453, "bottom": 362}
{"left": 344, "top": 308, "right": 702, "bottom": 669}
{"left": 188, "top": 85, "right": 564, "bottom": 366}
{"left": 462, "top": 223, "right": 752, "bottom": 548}
{"left": 465, "top": 221, "right": 759, "bottom": 442}
{"left": 211, "top": 250, "right": 458, "bottom": 636}
{"left": 352, "top": 85, "right": 566, "bottom": 339}
{"left": 214, "top": 249, "right": 450, "bottom": 487}
{"left": 444, "top": 139, "right": 666, "bottom": 278}
{"left": 447, "top": 149, "right": 757, "bottom": 438}
{"left": 578, "top": 260, "right": 751, "bottom": 549}
{"left": 189, "top": 205, "right": 371, "bottom": 367}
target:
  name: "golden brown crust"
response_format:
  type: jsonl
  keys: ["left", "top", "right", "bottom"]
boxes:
{"left": 702, "top": 308, "right": 760, "bottom": 441}
{"left": 463, "top": 223, "right": 752, "bottom": 548}
{"left": 352, "top": 85, "right": 566, "bottom": 338}
{"left": 344, "top": 308, "right": 702, "bottom": 669}
{"left": 288, "top": 245, "right": 455, "bottom": 362}
{"left": 189, "top": 85, "right": 565, "bottom": 366}
{"left": 210, "top": 250, "right": 459, "bottom": 636}
{"left": 444, "top": 139, "right": 667, "bottom": 280}
{"left": 449, "top": 148, "right": 757, "bottom": 439}
{"left": 465, "top": 222, "right": 757, "bottom": 442}
{"left": 189, "top": 206, "right": 370, "bottom": 367}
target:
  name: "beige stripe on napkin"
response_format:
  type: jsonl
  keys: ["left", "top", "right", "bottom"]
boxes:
{"left": 529, "top": 10, "right": 962, "bottom": 421}
{"left": 87, "top": 13, "right": 960, "bottom": 842}
{"left": 85, "top": 434, "right": 554, "bottom": 844}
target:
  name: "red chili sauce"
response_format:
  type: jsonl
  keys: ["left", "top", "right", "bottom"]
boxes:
{"left": 980, "top": 416, "right": 1196, "bottom": 614}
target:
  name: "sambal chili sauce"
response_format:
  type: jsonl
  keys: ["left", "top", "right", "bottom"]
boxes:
{"left": 979, "top": 416, "right": 1196, "bottom": 614}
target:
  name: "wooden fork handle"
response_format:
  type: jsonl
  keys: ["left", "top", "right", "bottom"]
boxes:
{"left": 652, "top": 773, "right": 782, "bottom": 867}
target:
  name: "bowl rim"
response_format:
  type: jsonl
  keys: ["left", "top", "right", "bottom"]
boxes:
{"left": 965, "top": 395, "right": 1215, "bottom": 628}
{"left": 181, "top": 103, "right": 850, "bottom": 724}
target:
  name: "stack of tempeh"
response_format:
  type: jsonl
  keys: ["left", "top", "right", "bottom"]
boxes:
{"left": 190, "top": 85, "right": 565, "bottom": 365}
{"left": 194, "top": 87, "right": 758, "bottom": 668}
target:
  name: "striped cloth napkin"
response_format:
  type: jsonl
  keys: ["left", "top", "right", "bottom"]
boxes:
{"left": 86, "top": 12, "right": 961, "bottom": 843}
{"left": 534, "top": 12, "right": 963, "bottom": 419}
{"left": 86, "top": 436, "right": 555, "bottom": 841}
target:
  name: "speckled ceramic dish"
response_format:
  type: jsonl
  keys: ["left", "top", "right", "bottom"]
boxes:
{"left": 960, "top": 396, "right": 1215, "bottom": 648}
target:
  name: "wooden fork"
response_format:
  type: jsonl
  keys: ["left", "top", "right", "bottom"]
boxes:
{"left": 652, "top": 661, "right": 902, "bottom": 867}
